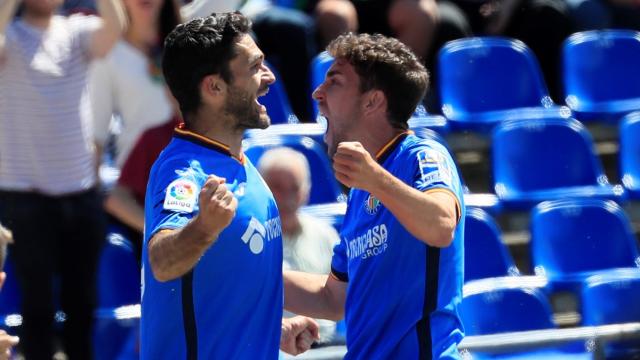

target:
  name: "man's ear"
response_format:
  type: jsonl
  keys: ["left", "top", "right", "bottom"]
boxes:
{"left": 363, "top": 89, "right": 386, "bottom": 116}
{"left": 200, "top": 74, "right": 226, "bottom": 102}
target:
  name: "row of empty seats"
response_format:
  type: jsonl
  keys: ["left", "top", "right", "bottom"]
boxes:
{"left": 263, "top": 30, "right": 640, "bottom": 133}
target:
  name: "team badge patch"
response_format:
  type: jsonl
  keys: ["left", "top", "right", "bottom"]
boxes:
{"left": 164, "top": 178, "right": 198, "bottom": 213}
{"left": 417, "top": 148, "right": 452, "bottom": 187}
{"left": 364, "top": 194, "right": 381, "bottom": 215}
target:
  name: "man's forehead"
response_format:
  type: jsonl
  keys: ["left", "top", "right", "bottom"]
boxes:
{"left": 234, "top": 34, "right": 263, "bottom": 63}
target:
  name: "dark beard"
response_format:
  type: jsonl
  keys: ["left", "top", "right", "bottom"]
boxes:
{"left": 224, "top": 85, "right": 269, "bottom": 130}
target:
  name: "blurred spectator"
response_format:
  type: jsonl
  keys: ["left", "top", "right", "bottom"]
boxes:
{"left": 258, "top": 147, "right": 341, "bottom": 343}
{"left": 242, "top": 0, "right": 318, "bottom": 121}
{"left": 104, "top": 116, "right": 180, "bottom": 257}
{"left": 90, "top": 0, "right": 183, "bottom": 167}
{"left": 312, "top": 0, "right": 470, "bottom": 62}
{"left": 0, "top": 0, "right": 125, "bottom": 358}
{"left": 0, "top": 223, "right": 19, "bottom": 360}
{"left": 448, "top": 0, "right": 572, "bottom": 102}
{"left": 564, "top": 0, "right": 640, "bottom": 31}
{"left": 309, "top": 0, "right": 470, "bottom": 113}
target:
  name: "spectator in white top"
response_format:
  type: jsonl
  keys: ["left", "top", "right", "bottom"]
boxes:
{"left": 0, "top": 0, "right": 125, "bottom": 358}
{"left": 90, "top": 0, "right": 240, "bottom": 167}
{"left": 258, "top": 147, "right": 341, "bottom": 344}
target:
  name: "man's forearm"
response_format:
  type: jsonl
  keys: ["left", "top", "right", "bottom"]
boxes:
{"left": 148, "top": 218, "right": 218, "bottom": 282}
{"left": 284, "top": 271, "right": 345, "bottom": 321}
{"left": 91, "top": 0, "right": 126, "bottom": 58}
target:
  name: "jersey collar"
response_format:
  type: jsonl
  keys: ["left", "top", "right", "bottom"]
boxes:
{"left": 174, "top": 123, "right": 246, "bottom": 164}
{"left": 375, "top": 130, "right": 412, "bottom": 164}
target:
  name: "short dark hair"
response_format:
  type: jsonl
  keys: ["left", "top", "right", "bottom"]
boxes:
{"left": 162, "top": 12, "right": 251, "bottom": 123}
{"left": 327, "top": 33, "right": 429, "bottom": 129}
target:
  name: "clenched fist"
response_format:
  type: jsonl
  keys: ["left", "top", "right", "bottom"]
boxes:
{"left": 192, "top": 175, "right": 238, "bottom": 239}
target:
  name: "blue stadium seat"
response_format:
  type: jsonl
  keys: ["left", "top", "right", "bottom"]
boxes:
{"left": 438, "top": 37, "right": 569, "bottom": 132}
{"left": 620, "top": 111, "right": 640, "bottom": 199}
{"left": 263, "top": 63, "right": 299, "bottom": 124}
{"left": 492, "top": 117, "right": 625, "bottom": 210}
{"left": 461, "top": 278, "right": 554, "bottom": 335}
{"left": 243, "top": 135, "right": 343, "bottom": 205}
{"left": 461, "top": 277, "right": 591, "bottom": 359}
{"left": 244, "top": 122, "right": 327, "bottom": 146}
{"left": 93, "top": 233, "right": 141, "bottom": 360}
{"left": 407, "top": 105, "right": 450, "bottom": 135}
{"left": 530, "top": 199, "right": 640, "bottom": 293}
{"left": 581, "top": 268, "right": 640, "bottom": 357}
{"left": 562, "top": 30, "right": 640, "bottom": 123}
{"left": 310, "top": 51, "right": 334, "bottom": 122}
{"left": 464, "top": 208, "right": 519, "bottom": 283}
{"left": 299, "top": 202, "right": 346, "bottom": 233}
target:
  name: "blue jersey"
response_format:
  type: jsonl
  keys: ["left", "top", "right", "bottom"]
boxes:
{"left": 141, "top": 127, "right": 283, "bottom": 360}
{"left": 331, "top": 132, "right": 465, "bottom": 359}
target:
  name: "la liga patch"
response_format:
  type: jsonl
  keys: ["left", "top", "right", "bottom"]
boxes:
{"left": 164, "top": 178, "right": 198, "bottom": 213}
{"left": 417, "top": 148, "right": 452, "bottom": 187}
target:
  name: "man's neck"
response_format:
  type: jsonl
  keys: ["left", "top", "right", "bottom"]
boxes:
{"left": 23, "top": 11, "right": 55, "bottom": 29}
{"left": 189, "top": 109, "right": 244, "bottom": 159}
{"left": 125, "top": 21, "right": 158, "bottom": 54}
{"left": 358, "top": 117, "right": 405, "bottom": 161}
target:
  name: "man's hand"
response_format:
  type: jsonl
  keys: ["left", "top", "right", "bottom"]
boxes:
{"left": 191, "top": 175, "right": 237, "bottom": 240}
{"left": 333, "top": 142, "right": 383, "bottom": 191}
{"left": 0, "top": 330, "right": 18, "bottom": 360}
{"left": 280, "top": 316, "right": 320, "bottom": 355}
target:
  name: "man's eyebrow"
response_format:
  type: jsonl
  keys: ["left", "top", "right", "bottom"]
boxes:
{"left": 327, "top": 69, "right": 342, "bottom": 78}
{"left": 248, "top": 53, "right": 264, "bottom": 65}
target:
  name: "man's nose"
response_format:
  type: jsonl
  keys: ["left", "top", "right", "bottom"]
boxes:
{"left": 262, "top": 64, "right": 276, "bottom": 85}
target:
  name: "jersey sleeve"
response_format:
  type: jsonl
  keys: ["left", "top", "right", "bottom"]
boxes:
{"left": 330, "top": 236, "right": 349, "bottom": 282}
{"left": 146, "top": 158, "right": 208, "bottom": 240}
{"left": 410, "top": 141, "right": 463, "bottom": 222}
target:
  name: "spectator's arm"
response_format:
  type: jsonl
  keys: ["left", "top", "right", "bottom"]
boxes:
{"left": 89, "top": 0, "right": 126, "bottom": 59}
{"left": 180, "top": 0, "right": 242, "bottom": 21}
{"left": 105, "top": 185, "right": 145, "bottom": 233}
{"left": 283, "top": 270, "right": 346, "bottom": 321}
{"left": 0, "top": 0, "right": 20, "bottom": 60}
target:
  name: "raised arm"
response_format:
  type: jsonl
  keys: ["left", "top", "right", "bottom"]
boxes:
{"left": 0, "top": 0, "right": 20, "bottom": 59}
{"left": 283, "top": 270, "right": 346, "bottom": 321}
{"left": 89, "top": 0, "right": 126, "bottom": 59}
{"left": 333, "top": 142, "right": 459, "bottom": 248}
{"left": 148, "top": 176, "right": 237, "bottom": 282}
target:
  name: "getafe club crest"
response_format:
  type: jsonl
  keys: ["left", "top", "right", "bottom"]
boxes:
{"left": 364, "top": 194, "right": 381, "bottom": 215}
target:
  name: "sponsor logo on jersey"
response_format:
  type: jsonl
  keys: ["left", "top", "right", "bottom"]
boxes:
{"left": 240, "top": 216, "right": 282, "bottom": 254}
{"left": 163, "top": 179, "right": 198, "bottom": 213}
{"left": 346, "top": 224, "right": 388, "bottom": 260}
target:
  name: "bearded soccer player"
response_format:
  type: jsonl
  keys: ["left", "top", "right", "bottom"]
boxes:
{"left": 141, "top": 12, "right": 317, "bottom": 359}
{"left": 284, "top": 33, "right": 466, "bottom": 359}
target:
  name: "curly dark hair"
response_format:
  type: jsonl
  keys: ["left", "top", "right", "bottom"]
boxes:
{"left": 327, "top": 33, "right": 429, "bottom": 129}
{"left": 162, "top": 12, "right": 251, "bottom": 123}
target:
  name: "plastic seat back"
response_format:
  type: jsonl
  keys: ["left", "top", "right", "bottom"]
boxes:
{"left": 439, "top": 37, "right": 553, "bottom": 124}
{"left": 310, "top": 51, "right": 334, "bottom": 121}
{"left": 97, "top": 233, "right": 140, "bottom": 309}
{"left": 464, "top": 208, "right": 519, "bottom": 283}
{"left": 461, "top": 278, "right": 555, "bottom": 335}
{"left": 563, "top": 30, "right": 640, "bottom": 118}
{"left": 262, "top": 63, "right": 298, "bottom": 124}
{"left": 620, "top": 112, "right": 640, "bottom": 198}
{"left": 493, "top": 118, "right": 605, "bottom": 196}
{"left": 531, "top": 199, "right": 640, "bottom": 279}
{"left": 243, "top": 135, "right": 342, "bottom": 205}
